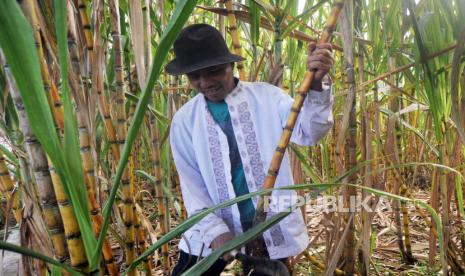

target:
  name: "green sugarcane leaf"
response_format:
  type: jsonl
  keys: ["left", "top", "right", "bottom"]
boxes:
{"left": 0, "top": 3, "right": 98, "bottom": 262}
{"left": 279, "top": 1, "right": 325, "bottom": 40}
{"left": 458, "top": 0, "right": 465, "bottom": 25}
{"left": 0, "top": 144, "right": 18, "bottom": 166}
{"left": 0, "top": 241, "right": 84, "bottom": 276}
{"left": 136, "top": 170, "right": 173, "bottom": 198}
{"left": 247, "top": 0, "right": 260, "bottom": 48}
{"left": 456, "top": 177, "right": 465, "bottom": 219}
{"left": 124, "top": 92, "right": 169, "bottom": 123}
{"left": 289, "top": 144, "right": 323, "bottom": 183}
{"left": 0, "top": 0, "right": 63, "bottom": 174}
{"left": 54, "top": 0, "right": 97, "bottom": 268}
{"left": 95, "top": 0, "right": 199, "bottom": 264}
{"left": 51, "top": 265, "right": 61, "bottom": 276}
{"left": 408, "top": 0, "right": 443, "bottom": 140}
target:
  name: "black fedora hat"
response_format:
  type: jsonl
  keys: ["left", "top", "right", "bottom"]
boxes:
{"left": 165, "top": 24, "right": 244, "bottom": 75}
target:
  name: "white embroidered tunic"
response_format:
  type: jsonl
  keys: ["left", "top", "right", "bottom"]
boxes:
{"left": 170, "top": 81, "right": 333, "bottom": 259}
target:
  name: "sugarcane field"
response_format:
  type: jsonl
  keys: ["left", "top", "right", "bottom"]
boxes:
{"left": 0, "top": 0, "right": 465, "bottom": 275}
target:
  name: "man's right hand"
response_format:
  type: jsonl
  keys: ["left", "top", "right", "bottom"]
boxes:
{"left": 211, "top": 232, "right": 235, "bottom": 262}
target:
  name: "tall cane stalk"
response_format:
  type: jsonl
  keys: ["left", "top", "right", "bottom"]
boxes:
{"left": 0, "top": 51, "right": 70, "bottom": 266}
{"left": 77, "top": 0, "right": 121, "bottom": 163}
{"left": 340, "top": 1, "right": 357, "bottom": 273}
{"left": 224, "top": 0, "right": 246, "bottom": 80}
{"left": 149, "top": 114, "right": 170, "bottom": 272}
{"left": 108, "top": 0, "right": 137, "bottom": 271}
{"left": 0, "top": 153, "right": 22, "bottom": 224}
{"left": 251, "top": 0, "right": 345, "bottom": 257}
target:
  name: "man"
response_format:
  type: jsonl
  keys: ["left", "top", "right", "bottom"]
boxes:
{"left": 167, "top": 24, "right": 334, "bottom": 275}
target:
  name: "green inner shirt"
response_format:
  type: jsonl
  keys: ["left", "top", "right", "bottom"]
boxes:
{"left": 206, "top": 99, "right": 255, "bottom": 231}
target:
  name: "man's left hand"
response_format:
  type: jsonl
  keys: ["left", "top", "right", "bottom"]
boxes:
{"left": 307, "top": 42, "right": 333, "bottom": 91}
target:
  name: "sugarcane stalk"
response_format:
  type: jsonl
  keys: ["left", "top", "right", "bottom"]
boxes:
{"left": 76, "top": 110, "right": 119, "bottom": 275}
{"left": 388, "top": 58, "right": 414, "bottom": 264}
{"left": 77, "top": 0, "right": 93, "bottom": 54}
{"left": 77, "top": 0, "right": 121, "bottom": 162}
{"left": 19, "top": 157, "right": 51, "bottom": 276}
{"left": 142, "top": 0, "right": 152, "bottom": 70}
{"left": 302, "top": 251, "right": 345, "bottom": 275}
{"left": 339, "top": 2, "right": 357, "bottom": 273}
{"left": 439, "top": 119, "right": 450, "bottom": 275}
{"left": 357, "top": 20, "right": 375, "bottom": 275}
{"left": 399, "top": 184, "right": 415, "bottom": 262}
{"left": 171, "top": 166, "right": 187, "bottom": 220}
{"left": 128, "top": 119, "right": 153, "bottom": 276}
{"left": 108, "top": 0, "right": 137, "bottom": 271}
{"left": 224, "top": 0, "right": 246, "bottom": 80}
{"left": 252, "top": 0, "right": 345, "bottom": 257}
{"left": 22, "top": 0, "right": 64, "bottom": 131}
{"left": 28, "top": 6, "right": 89, "bottom": 266}
{"left": 0, "top": 153, "right": 22, "bottom": 224}
{"left": 134, "top": 206, "right": 153, "bottom": 275}
{"left": 0, "top": 51, "right": 70, "bottom": 266}
{"left": 382, "top": 34, "right": 410, "bottom": 260}
{"left": 167, "top": 76, "right": 187, "bottom": 220}
{"left": 47, "top": 158, "right": 89, "bottom": 271}
{"left": 131, "top": 144, "right": 153, "bottom": 276}
{"left": 150, "top": 114, "right": 170, "bottom": 272}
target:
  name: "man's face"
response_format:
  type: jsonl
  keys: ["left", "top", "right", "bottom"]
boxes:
{"left": 186, "top": 63, "right": 235, "bottom": 102}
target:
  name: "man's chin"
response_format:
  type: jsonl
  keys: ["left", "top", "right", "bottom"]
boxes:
{"left": 204, "top": 93, "right": 225, "bottom": 102}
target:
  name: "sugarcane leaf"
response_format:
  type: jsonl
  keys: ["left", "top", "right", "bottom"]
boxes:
{"left": 0, "top": 2, "right": 96, "bottom": 258}
{"left": 437, "top": 0, "right": 455, "bottom": 36}
{"left": 0, "top": 144, "right": 18, "bottom": 166}
{"left": 0, "top": 0, "right": 61, "bottom": 170}
{"left": 449, "top": 26, "right": 465, "bottom": 146}
{"left": 135, "top": 170, "right": 173, "bottom": 198}
{"left": 289, "top": 144, "right": 323, "bottom": 183}
{"left": 456, "top": 177, "right": 465, "bottom": 219}
{"left": 0, "top": 241, "right": 84, "bottom": 276}
{"left": 51, "top": 265, "right": 61, "bottom": 276}
{"left": 250, "top": 0, "right": 276, "bottom": 21}
{"left": 95, "top": 0, "right": 198, "bottom": 263}
{"left": 247, "top": 0, "right": 260, "bottom": 48}
{"left": 124, "top": 92, "right": 169, "bottom": 123}
{"left": 279, "top": 1, "right": 325, "bottom": 40}
{"left": 407, "top": 0, "right": 442, "bottom": 140}
{"left": 457, "top": 0, "right": 465, "bottom": 24}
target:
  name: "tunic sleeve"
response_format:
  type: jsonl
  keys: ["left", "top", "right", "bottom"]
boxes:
{"left": 170, "top": 114, "right": 230, "bottom": 250}
{"left": 278, "top": 86, "right": 334, "bottom": 146}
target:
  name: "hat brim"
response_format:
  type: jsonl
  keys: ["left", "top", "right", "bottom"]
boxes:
{"left": 165, "top": 54, "right": 245, "bottom": 76}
